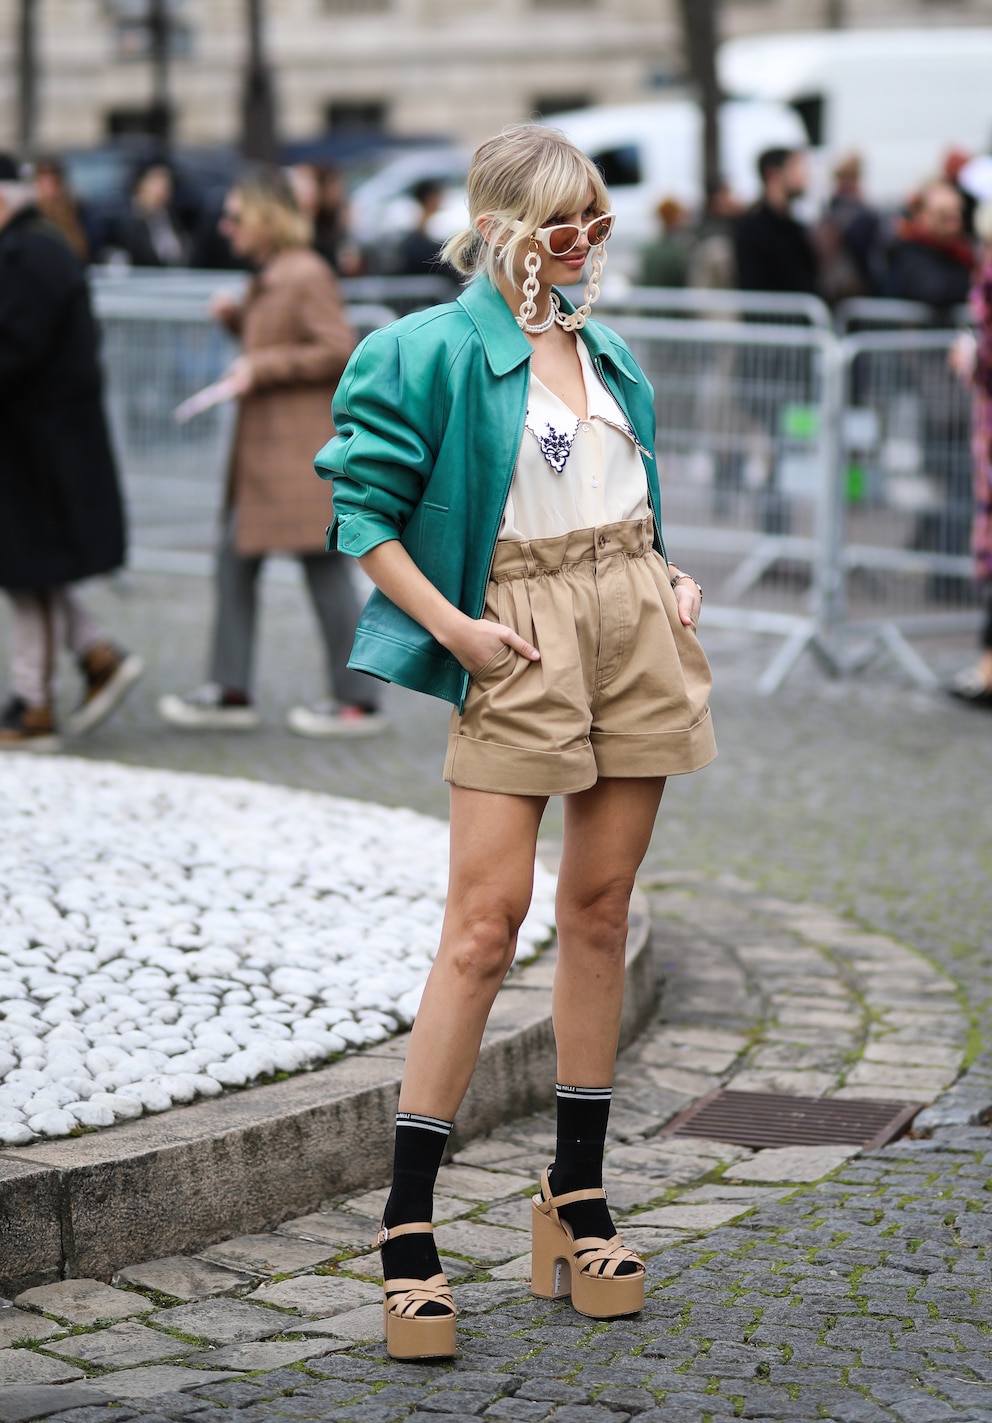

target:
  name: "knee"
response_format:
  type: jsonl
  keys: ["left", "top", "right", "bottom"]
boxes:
{"left": 445, "top": 904, "right": 522, "bottom": 988}
{"left": 558, "top": 875, "right": 634, "bottom": 948}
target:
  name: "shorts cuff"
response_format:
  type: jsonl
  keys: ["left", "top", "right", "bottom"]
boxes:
{"left": 444, "top": 731, "right": 599, "bottom": 796}
{"left": 590, "top": 707, "right": 717, "bottom": 778}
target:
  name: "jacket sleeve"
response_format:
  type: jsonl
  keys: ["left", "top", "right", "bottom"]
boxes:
{"left": 248, "top": 271, "right": 356, "bottom": 389}
{"left": 314, "top": 327, "right": 438, "bottom": 557}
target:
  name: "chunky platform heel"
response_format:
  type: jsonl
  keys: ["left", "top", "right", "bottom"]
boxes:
{"left": 530, "top": 1166, "right": 645, "bottom": 1319}
{"left": 376, "top": 1220, "right": 457, "bottom": 1360}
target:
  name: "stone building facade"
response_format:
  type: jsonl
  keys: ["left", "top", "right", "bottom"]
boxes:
{"left": 1, "top": 0, "right": 991, "bottom": 155}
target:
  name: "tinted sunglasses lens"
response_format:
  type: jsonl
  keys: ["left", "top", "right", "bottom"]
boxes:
{"left": 590, "top": 215, "right": 613, "bottom": 244}
{"left": 547, "top": 225, "right": 580, "bottom": 255}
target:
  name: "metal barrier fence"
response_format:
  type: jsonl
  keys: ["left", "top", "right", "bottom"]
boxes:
{"left": 599, "top": 286, "right": 833, "bottom": 329}
{"left": 91, "top": 281, "right": 397, "bottom": 565}
{"left": 92, "top": 279, "right": 978, "bottom": 690}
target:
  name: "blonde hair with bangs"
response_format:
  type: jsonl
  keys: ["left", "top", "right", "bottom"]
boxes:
{"left": 234, "top": 168, "right": 313, "bottom": 254}
{"left": 441, "top": 125, "right": 610, "bottom": 290}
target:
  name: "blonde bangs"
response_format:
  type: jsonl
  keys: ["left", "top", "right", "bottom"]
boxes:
{"left": 440, "top": 125, "right": 610, "bottom": 288}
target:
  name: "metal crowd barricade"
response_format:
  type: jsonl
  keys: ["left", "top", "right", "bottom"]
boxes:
{"left": 834, "top": 297, "right": 970, "bottom": 336}
{"left": 606, "top": 314, "right": 844, "bottom": 691}
{"left": 599, "top": 285, "right": 833, "bottom": 330}
{"left": 91, "top": 280, "right": 397, "bottom": 569}
{"left": 828, "top": 327, "right": 979, "bottom": 687}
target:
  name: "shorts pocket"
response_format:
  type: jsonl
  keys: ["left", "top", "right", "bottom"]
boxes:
{"left": 469, "top": 642, "right": 516, "bottom": 686}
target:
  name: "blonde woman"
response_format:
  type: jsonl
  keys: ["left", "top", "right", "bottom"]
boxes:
{"left": 316, "top": 126, "right": 715, "bottom": 1358}
{"left": 159, "top": 168, "right": 385, "bottom": 736}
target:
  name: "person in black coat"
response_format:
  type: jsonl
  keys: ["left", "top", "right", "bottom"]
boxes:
{"left": 885, "top": 179, "right": 974, "bottom": 311}
{"left": 734, "top": 147, "right": 819, "bottom": 296}
{"left": 0, "top": 154, "right": 143, "bottom": 750}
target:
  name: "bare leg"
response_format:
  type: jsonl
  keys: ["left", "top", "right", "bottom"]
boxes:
{"left": 398, "top": 784, "right": 548, "bottom": 1119}
{"left": 553, "top": 776, "right": 666, "bottom": 1086}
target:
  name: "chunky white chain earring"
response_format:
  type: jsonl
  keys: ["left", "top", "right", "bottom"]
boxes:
{"left": 556, "top": 244, "right": 607, "bottom": 332}
{"left": 516, "top": 244, "right": 544, "bottom": 330}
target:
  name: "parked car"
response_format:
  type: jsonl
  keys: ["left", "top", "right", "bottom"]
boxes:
{"left": 59, "top": 142, "right": 242, "bottom": 263}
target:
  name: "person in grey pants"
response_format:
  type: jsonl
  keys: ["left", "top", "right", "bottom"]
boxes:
{"left": 157, "top": 168, "right": 386, "bottom": 738}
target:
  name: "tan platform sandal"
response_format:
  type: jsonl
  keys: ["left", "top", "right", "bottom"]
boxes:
{"left": 530, "top": 1166, "right": 645, "bottom": 1318}
{"left": 376, "top": 1220, "right": 457, "bottom": 1360}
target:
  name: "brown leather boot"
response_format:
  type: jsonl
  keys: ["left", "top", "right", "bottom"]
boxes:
{"left": 67, "top": 642, "right": 144, "bottom": 735}
{"left": 0, "top": 696, "right": 60, "bottom": 752}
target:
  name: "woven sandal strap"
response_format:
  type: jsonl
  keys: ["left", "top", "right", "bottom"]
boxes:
{"left": 537, "top": 1165, "right": 606, "bottom": 1213}
{"left": 544, "top": 1184, "right": 607, "bottom": 1208}
{"left": 374, "top": 1219, "right": 434, "bottom": 1248}
{"left": 384, "top": 1273, "right": 451, "bottom": 1295}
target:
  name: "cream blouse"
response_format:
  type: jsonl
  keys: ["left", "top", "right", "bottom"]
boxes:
{"left": 499, "top": 336, "right": 650, "bottom": 542}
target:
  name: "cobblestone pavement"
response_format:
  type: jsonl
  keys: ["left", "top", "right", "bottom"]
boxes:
{"left": 3, "top": 571, "right": 992, "bottom": 1422}
{"left": 4, "top": 883, "right": 992, "bottom": 1423}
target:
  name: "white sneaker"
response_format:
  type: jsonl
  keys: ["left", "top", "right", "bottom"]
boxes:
{"left": 286, "top": 700, "right": 388, "bottom": 739}
{"left": 158, "top": 683, "right": 260, "bottom": 730}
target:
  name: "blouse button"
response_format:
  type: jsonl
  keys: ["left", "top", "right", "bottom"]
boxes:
{"left": 581, "top": 423, "right": 592, "bottom": 433}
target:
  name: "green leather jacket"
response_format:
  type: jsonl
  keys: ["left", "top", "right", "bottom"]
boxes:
{"left": 315, "top": 277, "right": 667, "bottom": 710}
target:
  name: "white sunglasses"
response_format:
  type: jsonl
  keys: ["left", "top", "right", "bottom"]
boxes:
{"left": 513, "top": 212, "right": 616, "bottom": 257}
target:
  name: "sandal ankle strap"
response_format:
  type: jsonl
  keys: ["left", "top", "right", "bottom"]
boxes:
{"left": 538, "top": 1165, "right": 607, "bottom": 1212}
{"left": 375, "top": 1219, "right": 434, "bottom": 1249}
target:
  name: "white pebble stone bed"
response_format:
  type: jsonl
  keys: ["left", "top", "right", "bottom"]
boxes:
{"left": 0, "top": 754, "right": 557, "bottom": 1146}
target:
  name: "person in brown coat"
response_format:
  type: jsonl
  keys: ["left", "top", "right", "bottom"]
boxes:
{"left": 158, "top": 168, "right": 386, "bottom": 736}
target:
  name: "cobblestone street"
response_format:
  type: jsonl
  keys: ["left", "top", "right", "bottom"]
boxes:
{"left": 2, "top": 568, "right": 992, "bottom": 1422}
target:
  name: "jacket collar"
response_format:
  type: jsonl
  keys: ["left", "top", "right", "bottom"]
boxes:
{"left": 457, "top": 277, "right": 639, "bottom": 384}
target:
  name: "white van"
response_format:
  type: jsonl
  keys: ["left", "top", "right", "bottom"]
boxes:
{"left": 719, "top": 28, "right": 992, "bottom": 205}
{"left": 536, "top": 99, "right": 808, "bottom": 277}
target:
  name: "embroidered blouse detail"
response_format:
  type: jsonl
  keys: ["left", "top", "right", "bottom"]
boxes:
{"left": 524, "top": 411, "right": 645, "bottom": 475}
{"left": 527, "top": 416, "right": 578, "bottom": 475}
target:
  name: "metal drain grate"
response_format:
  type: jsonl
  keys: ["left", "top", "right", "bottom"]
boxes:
{"left": 659, "top": 1089, "right": 923, "bottom": 1152}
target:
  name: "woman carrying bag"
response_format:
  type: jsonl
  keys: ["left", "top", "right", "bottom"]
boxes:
{"left": 316, "top": 125, "right": 716, "bottom": 1359}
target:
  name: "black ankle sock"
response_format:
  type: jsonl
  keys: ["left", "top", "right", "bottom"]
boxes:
{"left": 381, "top": 1112, "right": 453, "bottom": 1302}
{"left": 549, "top": 1083, "right": 634, "bottom": 1271}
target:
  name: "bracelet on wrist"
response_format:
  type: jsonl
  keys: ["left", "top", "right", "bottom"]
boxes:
{"left": 670, "top": 572, "right": 702, "bottom": 600}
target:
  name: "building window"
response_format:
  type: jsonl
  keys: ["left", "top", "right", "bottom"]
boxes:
{"left": 325, "top": 101, "right": 388, "bottom": 133}
{"left": 105, "top": 1, "right": 192, "bottom": 61}
{"left": 106, "top": 104, "right": 173, "bottom": 139}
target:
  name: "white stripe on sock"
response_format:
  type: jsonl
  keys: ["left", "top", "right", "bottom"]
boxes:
{"left": 395, "top": 1111, "right": 454, "bottom": 1136}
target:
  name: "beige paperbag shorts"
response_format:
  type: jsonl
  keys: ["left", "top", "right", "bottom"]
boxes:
{"left": 444, "top": 517, "right": 716, "bottom": 797}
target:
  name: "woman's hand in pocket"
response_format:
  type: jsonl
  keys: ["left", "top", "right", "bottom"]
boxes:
{"left": 444, "top": 617, "right": 540, "bottom": 677}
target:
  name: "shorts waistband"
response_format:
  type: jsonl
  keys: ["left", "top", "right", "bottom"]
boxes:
{"left": 490, "top": 516, "right": 655, "bottom": 580}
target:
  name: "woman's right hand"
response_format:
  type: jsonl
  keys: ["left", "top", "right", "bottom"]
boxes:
{"left": 444, "top": 617, "right": 540, "bottom": 677}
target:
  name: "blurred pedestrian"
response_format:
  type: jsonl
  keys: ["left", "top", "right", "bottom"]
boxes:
{"left": 391, "top": 178, "right": 457, "bottom": 280}
{"left": 32, "top": 154, "right": 91, "bottom": 264}
{"left": 948, "top": 200, "right": 992, "bottom": 707}
{"left": 734, "top": 147, "right": 818, "bottom": 296}
{"left": 686, "top": 179, "right": 742, "bottom": 290}
{"left": 639, "top": 197, "right": 692, "bottom": 287}
{"left": 103, "top": 160, "right": 190, "bottom": 267}
{"left": 0, "top": 154, "right": 144, "bottom": 752}
{"left": 885, "top": 179, "right": 973, "bottom": 310}
{"left": 288, "top": 161, "right": 363, "bottom": 276}
{"left": 158, "top": 168, "right": 385, "bottom": 737}
{"left": 815, "top": 152, "right": 882, "bottom": 303}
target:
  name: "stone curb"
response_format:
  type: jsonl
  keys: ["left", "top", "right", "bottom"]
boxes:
{"left": 0, "top": 890, "right": 653, "bottom": 1296}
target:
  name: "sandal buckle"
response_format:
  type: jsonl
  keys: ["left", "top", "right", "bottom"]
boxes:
{"left": 375, "top": 1226, "right": 389, "bottom": 1248}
